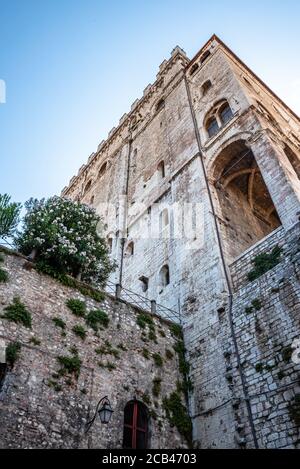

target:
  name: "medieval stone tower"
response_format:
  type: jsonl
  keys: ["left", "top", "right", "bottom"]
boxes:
{"left": 61, "top": 35, "right": 300, "bottom": 448}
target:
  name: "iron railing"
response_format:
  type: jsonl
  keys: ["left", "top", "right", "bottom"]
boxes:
{"left": 105, "top": 280, "right": 181, "bottom": 324}
{"left": 0, "top": 243, "right": 181, "bottom": 324}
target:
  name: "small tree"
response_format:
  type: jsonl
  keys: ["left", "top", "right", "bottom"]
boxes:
{"left": 15, "top": 196, "right": 114, "bottom": 285}
{"left": 0, "top": 194, "right": 21, "bottom": 242}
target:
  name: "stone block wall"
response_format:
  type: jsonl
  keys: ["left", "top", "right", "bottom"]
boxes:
{"left": 229, "top": 222, "right": 300, "bottom": 448}
{"left": 0, "top": 250, "right": 188, "bottom": 449}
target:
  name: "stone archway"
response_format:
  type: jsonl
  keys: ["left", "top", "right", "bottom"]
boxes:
{"left": 211, "top": 140, "right": 281, "bottom": 261}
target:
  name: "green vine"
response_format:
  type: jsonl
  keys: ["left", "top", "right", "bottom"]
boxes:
{"left": 163, "top": 391, "right": 192, "bottom": 447}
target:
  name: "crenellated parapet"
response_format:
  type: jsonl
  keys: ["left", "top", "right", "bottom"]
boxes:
{"left": 61, "top": 46, "right": 189, "bottom": 199}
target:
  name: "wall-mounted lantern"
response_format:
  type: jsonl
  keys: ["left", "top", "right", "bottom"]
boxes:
{"left": 85, "top": 396, "right": 113, "bottom": 433}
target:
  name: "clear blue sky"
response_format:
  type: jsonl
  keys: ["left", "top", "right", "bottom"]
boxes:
{"left": 1, "top": 0, "right": 300, "bottom": 206}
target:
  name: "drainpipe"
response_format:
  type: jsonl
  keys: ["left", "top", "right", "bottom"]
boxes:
{"left": 184, "top": 75, "right": 259, "bottom": 449}
{"left": 118, "top": 136, "right": 133, "bottom": 286}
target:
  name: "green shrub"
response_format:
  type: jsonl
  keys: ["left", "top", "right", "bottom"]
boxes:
{"left": 57, "top": 353, "right": 81, "bottom": 379}
{"left": 6, "top": 341, "right": 21, "bottom": 367}
{"left": 2, "top": 297, "right": 32, "bottom": 328}
{"left": 72, "top": 324, "right": 87, "bottom": 340}
{"left": 141, "top": 393, "right": 151, "bottom": 405}
{"left": 169, "top": 323, "right": 183, "bottom": 338}
{"left": 152, "top": 377, "right": 162, "bottom": 397}
{"left": 137, "top": 313, "right": 155, "bottom": 330}
{"left": 152, "top": 352, "right": 163, "bottom": 367}
{"left": 106, "top": 362, "right": 116, "bottom": 371}
{"left": 95, "top": 341, "right": 120, "bottom": 358}
{"left": 248, "top": 246, "right": 283, "bottom": 281}
{"left": 29, "top": 337, "right": 41, "bottom": 346}
{"left": 117, "top": 343, "right": 127, "bottom": 351}
{"left": 148, "top": 330, "right": 157, "bottom": 342}
{"left": 252, "top": 299, "right": 262, "bottom": 310}
{"left": 165, "top": 349, "right": 173, "bottom": 360}
{"left": 66, "top": 298, "right": 86, "bottom": 317}
{"left": 0, "top": 268, "right": 8, "bottom": 283}
{"left": 98, "top": 361, "right": 116, "bottom": 371}
{"left": 142, "top": 348, "right": 150, "bottom": 359}
{"left": 255, "top": 363, "right": 264, "bottom": 373}
{"left": 52, "top": 317, "right": 66, "bottom": 329}
{"left": 47, "top": 380, "right": 62, "bottom": 392}
{"left": 86, "top": 309, "right": 109, "bottom": 331}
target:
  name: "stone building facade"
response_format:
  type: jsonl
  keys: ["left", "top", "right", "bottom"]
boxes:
{"left": 4, "top": 35, "right": 299, "bottom": 449}
{"left": 0, "top": 250, "right": 189, "bottom": 449}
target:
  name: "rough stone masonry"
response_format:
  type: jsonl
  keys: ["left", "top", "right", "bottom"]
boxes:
{"left": 0, "top": 250, "right": 189, "bottom": 449}
{"left": 60, "top": 34, "right": 300, "bottom": 448}
{"left": 2, "top": 34, "right": 300, "bottom": 448}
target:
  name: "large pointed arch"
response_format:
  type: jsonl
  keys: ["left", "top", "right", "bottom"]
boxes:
{"left": 211, "top": 139, "right": 281, "bottom": 261}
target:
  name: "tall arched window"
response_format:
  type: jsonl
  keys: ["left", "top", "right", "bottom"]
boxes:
{"left": 156, "top": 99, "right": 165, "bottom": 113}
{"left": 123, "top": 401, "right": 149, "bottom": 449}
{"left": 107, "top": 237, "right": 113, "bottom": 253}
{"left": 206, "top": 117, "right": 219, "bottom": 138}
{"left": 83, "top": 180, "right": 92, "bottom": 195}
{"left": 157, "top": 161, "right": 165, "bottom": 179}
{"left": 159, "top": 208, "right": 169, "bottom": 232}
{"left": 159, "top": 264, "right": 170, "bottom": 288}
{"left": 201, "top": 80, "right": 212, "bottom": 96}
{"left": 99, "top": 162, "right": 107, "bottom": 178}
{"left": 200, "top": 50, "right": 211, "bottom": 64}
{"left": 219, "top": 102, "right": 233, "bottom": 125}
{"left": 204, "top": 99, "right": 233, "bottom": 139}
{"left": 190, "top": 63, "right": 199, "bottom": 76}
{"left": 126, "top": 241, "right": 134, "bottom": 257}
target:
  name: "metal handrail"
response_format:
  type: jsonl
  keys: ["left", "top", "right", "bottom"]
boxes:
{"left": 105, "top": 280, "right": 181, "bottom": 324}
{"left": 0, "top": 242, "right": 181, "bottom": 324}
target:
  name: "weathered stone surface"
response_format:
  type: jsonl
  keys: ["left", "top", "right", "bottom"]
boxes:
{"left": 0, "top": 252, "right": 187, "bottom": 449}
{"left": 22, "top": 35, "right": 300, "bottom": 448}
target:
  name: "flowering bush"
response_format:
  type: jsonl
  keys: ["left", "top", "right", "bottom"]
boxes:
{"left": 15, "top": 196, "right": 114, "bottom": 285}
